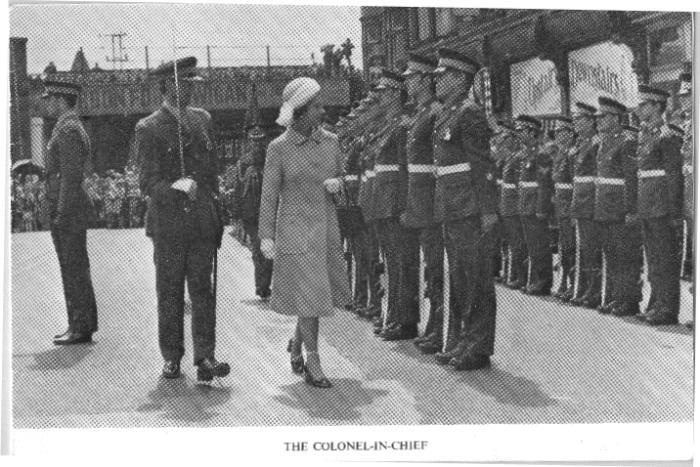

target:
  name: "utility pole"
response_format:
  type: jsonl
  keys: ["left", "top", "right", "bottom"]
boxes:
{"left": 145, "top": 46, "right": 149, "bottom": 71}
{"left": 266, "top": 45, "right": 271, "bottom": 69}
{"left": 206, "top": 45, "right": 211, "bottom": 70}
{"left": 104, "top": 32, "right": 129, "bottom": 70}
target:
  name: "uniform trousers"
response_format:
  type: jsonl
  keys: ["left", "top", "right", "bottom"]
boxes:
{"left": 420, "top": 224, "right": 444, "bottom": 335}
{"left": 50, "top": 225, "right": 98, "bottom": 334}
{"left": 443, "top": 216, "right": 497, "bottom": 357}
{"left": 154, "top": 235, "right": 217, "bottom": 364}
{"left": 642, "top": 217, "right": 681, "bottom": 316}
{"left": 521, "top": 216, "right": 553, "bottom": 293}
{"left": 574, "top": 218, "right": 602, "bottom": 301}
{"left": 243, "top": 221, "right": 273, "bottom": 296}
{"left": 349, "top": 224, "right": 383, "bottom": 309}
{"left": 557, "top": 217, "right": 575, "bottom": 294}
{"left": 597, "top": 220, "right": 643, "bottom": 305}
{"left": 376, "top": 217, "right": 420, "bottom": 326}
{"left": 502, "top": 216, "right": 527, "bottom": 285}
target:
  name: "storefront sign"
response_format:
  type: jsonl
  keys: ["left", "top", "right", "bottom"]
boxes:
{"left": 568, "top": 41, "right": 638, "bottom": 112}
{"left": 510, "top": 58, "right": 561, "bottom": 116}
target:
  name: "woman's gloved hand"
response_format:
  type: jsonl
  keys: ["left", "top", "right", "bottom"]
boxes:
{"left": 261, "top": 238, "right": 275, "bottom": 260}
{"left": 323, "top": 178, "right": 342, "bottom": 194}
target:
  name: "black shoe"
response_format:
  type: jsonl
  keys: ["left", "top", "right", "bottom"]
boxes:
{"left": 611, "top": 302, "right": 640, "bottom": 317}
{"left": 53, "top": 331, "right": 92, "bottom": 346}
{"left": 287, "top": 339, "right": 304, "bottom": 375}
{"left": 450, "top": 354, "right": 491, "bottom": 371}
{"left": 597, "top": 302, "right": 614, "bottom": 314}
{"left": 506, "top": 280, "right": 525, "bottom": 290}
{"left": 382, "top": 323, "right": 418, "bottom": 341}
{"left": 54, "top": 328, "right": 71, "bottom": 339}
{"left": 418, "top": 336, "right": 443, "bottom": 354}
{"left": 196, "top": 357, "right": 231, "bottom": 381}
{"left": 375, "top": 323, "right": 397, "bottom": 336}
{"left": 303, "top": 365, "right": 332, "bottom": 389}
{"left": 525, "top": 287, "right": 550, "bottom": 296}
{"left": 162, "top": 360, "right": 181, "bottom": 379}
{"left": 644, "top": 311, "right": 679, "bottom": 326}
{"left": 435, "top": 341, "right": 467, "bottom": 365}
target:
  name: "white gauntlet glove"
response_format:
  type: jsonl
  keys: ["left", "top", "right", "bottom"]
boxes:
{"left": 171, "top": 177, "right": 198, "bottom": 201}
{"left": 323, "top": 178, "right": 342, "bottom": 194}
{"left": 261, "top": 238, "right": 275, "bottom": 260}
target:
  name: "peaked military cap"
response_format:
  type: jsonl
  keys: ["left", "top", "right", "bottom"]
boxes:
{"left": 515, "top": 114, "right": 542, "bottom": 131}
{"left": 573, "top": 102, "right": 597, "bottom": 117}
{"left": 622, "top": 124, "right": 640, "bottom": 133}
{"left": 553, "top": 115, "right": 574, "bottom": 131}
{"left": 402, "top": 53, "right": 438, "bottom": 76}
{"left": 667, "top": 123, "right": 685, "bottom": 138}
{"left": 638, "top": 84, "right": 669, "bottom": 103}
{"left": 42, "top": 80, "right": 81, "bottom": 98}
{"left": 151, "top": 56, "right": 203, "bottom": 81}
{"left": 375, "top": 69, "right": 405, "bottom": 90}
{"left": 679, "top": 72, "right": 692, "bottom": 96}
{"left": 598, "top": 96, "right": 627, "bottom": 115}
{"left": 246, "top": 125, "right": 266, "bottom": 139}
{"left": 433, "top": 48, "right": 480, "bottom": 75}
{"left": 497, "top": 119, "right": 517, "bottom": 132}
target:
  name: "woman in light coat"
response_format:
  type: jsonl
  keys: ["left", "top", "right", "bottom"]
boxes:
{"left": 259, "top": 77, "right": 351, "bottom": 388}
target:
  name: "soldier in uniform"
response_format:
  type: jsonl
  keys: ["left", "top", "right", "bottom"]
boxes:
{"left": 593, "top": 97, "right": 642, "bottom": 316}
{"left": 551, "top": 117, "right": 576, "bottom": 300}
{"left": 632, "top": 85, "right": 683, "bottom": 325}
{"left": 135, "top": 57, "right": 229, "bottom": 380}
{"left": 371, "top": 70, "right": 421, "bottom": 341}
{"left": 678, "top": 73, "right": 693, "bottom": 326}
{"left": 431, "top": 48, "right": 498, "bottom": 371}
{"left": 516, "top": 115, "right": 554, "bottom": 296}
{"left": 570, "top": 103, "right": 602, "bottom": 308}
{"left": 498, "top": 120, "right": 527, "bottom": 290}
{"left": 401, "top": 53, "right": 445, "bottom": 353}
{"left": 43, "top": 80, "right": 98, "bottom": 345}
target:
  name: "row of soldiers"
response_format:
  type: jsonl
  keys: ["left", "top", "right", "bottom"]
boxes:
{"left": 331, "top": 47, "right": 693, "bottom": 372}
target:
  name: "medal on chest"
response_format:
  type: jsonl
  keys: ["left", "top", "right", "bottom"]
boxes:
{"left": 443, "top": 128, "right": 452, "bottom": 141}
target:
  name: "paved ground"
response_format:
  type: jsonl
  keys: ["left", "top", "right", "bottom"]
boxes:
{"left": 11, "top": 228, "right": 694, "bottom": 428}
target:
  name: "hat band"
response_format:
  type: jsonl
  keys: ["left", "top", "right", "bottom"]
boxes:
{"left": 639, "top": 91, "right": 667, "bottom": 103}
{"left": 437, "top": 57, "right": 477, "bottom": 74}
{"left": 406, "top": 60, "right": 434, "bottom": 74}
{"left": 599, "top": 104, "right": 626, "bottom": 115}
{"left": 44, "top": 84, "right": 80, "bottom": 96}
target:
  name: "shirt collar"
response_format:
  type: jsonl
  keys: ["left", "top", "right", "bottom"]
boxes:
{"left": 287, "top": 126, "right": 322, "bottom": 146}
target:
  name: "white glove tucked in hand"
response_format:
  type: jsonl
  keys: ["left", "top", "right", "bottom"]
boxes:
{"left": 261, "top": 238, "right": 275, "bottom": 260}
{"left": 323, "top": 178, "right": 342, "bottom": 194}
{"left": 171, "top": 177, "right": 198, "bottom": 201}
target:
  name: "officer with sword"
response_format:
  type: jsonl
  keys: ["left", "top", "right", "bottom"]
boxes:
{"left": 136, "top": 56, "right": 228, "bottom": 381}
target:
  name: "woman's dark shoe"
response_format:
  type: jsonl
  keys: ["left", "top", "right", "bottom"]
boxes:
{"left": 162, "top": 360, "right": 181, "bottom": 379}
{"left": 287, "top": 339, "right": 305, "bottom": 375}
{"left": 196, "top": 357, "right": 230, "bottom": 382}
{"left": 302, "top": 365, "right": 332, "bottom": 389}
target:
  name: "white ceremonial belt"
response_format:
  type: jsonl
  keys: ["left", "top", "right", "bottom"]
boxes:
{"left": 683, "top": 164, "right": 693, "bottom": 175}
{"left": 344, "top": 175, "right": 359, "bottom": 182}
{"left": 436, "top": 163, "right": 471, "bottom": 177}
{"left": 375, "top": 164, "right": 400, "bottom": 172}
{"left": 502, "top": 183, "right": 517, "bottom": 189}
{"left": 595, "top": 177, "right": 624, "bottom": 185}
{"left": 519, "top": 181, "right": 538, "bottom": 188}
{"left": 496, "top": 179, "right": 504, "bottom": 185}
{"left": 555, "top": 183, "right": 573, "bottom": 190}
{"left": 574, "top": 176, "right": 595, "bottom": 183}
{"left": 638, "top": 169, "right": 666, "bottom": 178}
{"left": 361, "top": 176, "right": 368, "bottom": 183}
{"left": 408, "top": 164, "right": 435, "bottom": 174}
{"left": 364, "top": 170, "right": 376, "bottom": 179}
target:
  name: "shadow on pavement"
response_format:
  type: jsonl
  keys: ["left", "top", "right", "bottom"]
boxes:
{"left": 240, "top": 298, "right": 272, "bottom": 310}
{"left": 136, "top": 376, "right": 234, "bottom": 424}
{"left": 458, "top": 366, "right": 558, "bottom": 408}
{"left": 617, "top": 316, "right": 694, "bottom": 336}
{"left": 273, "top": 378, "right": 389, "bottom": 422}
{"left": 28, "top": 344, "right": 95, "bottom": 371}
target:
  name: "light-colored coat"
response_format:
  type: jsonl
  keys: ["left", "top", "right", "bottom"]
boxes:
{"left": 259, "top": 127, "right": 351, "bottom": 317}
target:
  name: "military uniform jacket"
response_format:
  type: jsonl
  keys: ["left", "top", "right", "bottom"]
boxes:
{"left": 404, "top": 101, "right": 440, "bottom": 228}
{"left": 432, "top": 95, "right": 497, "bottom": 222}
{"left": 358, "top": 126, "right": 380, "bottom": 222}
{"left": 682, "top": 119, "right": 693, "bottom": 220}
{"left": 373, "top": 112, "right": 409, "bottom": 220}
{"left": 341, "top": 134, "right": 362, "bottom": 208}
{"left": 136, "top": 105, "right": 222, "bottom": 243}
{"left": 552, "top": 143, "right": 575, "bottom": 219}
{"left": 498, "top": 145, "right": 521, "bottom": 217}
{"left": 593, "top": 131, "right": 637, "bottom": 222}
{"left": 517, "top": 143, "right": 554, "bottom": 217}
{"left": 45, "top": 111, "right": 93, "bottom": 232}
{"left": 570, "top": 135, "right": 599, "bottom": 219}
{"left": 635, "top": 122, "right": 683, "bottom": 219}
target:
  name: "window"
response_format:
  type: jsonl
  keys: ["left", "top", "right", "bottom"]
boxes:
{"left": 435, "top": 8, "right": 456, "bottom": 37}
{"left": 417, "top": 8, "right": 433, "bottom": 41}
{"left": 364, "top": 19, "right": 382, "bottom": 44}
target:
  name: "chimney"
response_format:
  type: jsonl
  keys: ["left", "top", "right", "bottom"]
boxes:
{"left": 10, "top": 37, "right": 30, "bottom": 163}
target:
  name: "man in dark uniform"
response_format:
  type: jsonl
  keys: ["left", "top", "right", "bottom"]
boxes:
{"left": 570, "top": 103, "right": 601, "bottom": 308}
{"left": 431, "top": 48, "right": 498, "bottom": 371}
{"left": 551, "top": 117, "right": 576, "bottom": 300}
{"left": 633, "top": 85, "right": 683, "bottom": 325}
{"left": 593, "top": 97, "right": 642, "bottom": 316}
{"left": 401, "top": 53, "right": 445, "bottom": 353}
{"left": 678, "top": 72, "right": 693, "bottom": 328}
{"left": 516, "top": 115, "right": 554, "bottom": 296}
{"left": 43, "top": 80, "right": 98, "bottom": 345}
{"left": 135, "top": 57, "right": 229, "bottom": 380}
{"left": 372, "top": 70, "right": 421, "bottom": 341}
{"left": 498, "top": 121, "right": 527, "bottom": 290}
{"left": 234, "top": 125, "right": 273, "bottom": 300}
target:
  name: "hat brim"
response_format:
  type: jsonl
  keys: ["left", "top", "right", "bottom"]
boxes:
{"left": 402, "top": 69, "right": 421, "bottom": 77}
{"left": 432, "top": 66, "right": 448, "bottom": 74}
{"left": 181, "top": 75, "right": 205, "bottom": 82}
